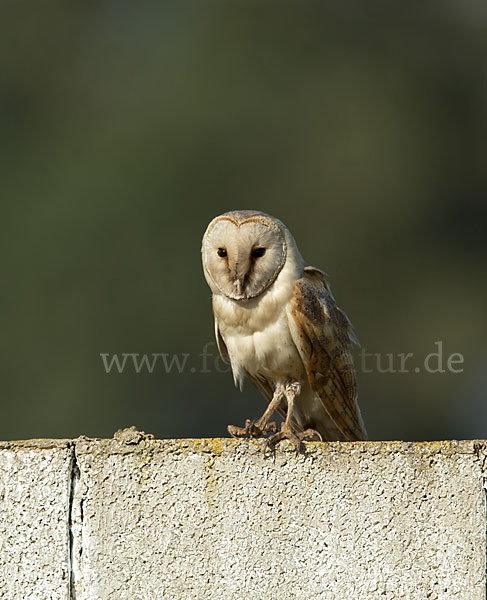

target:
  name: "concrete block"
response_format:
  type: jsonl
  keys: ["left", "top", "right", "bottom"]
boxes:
{"left": 0, "top": 440, "right": 73, "bottom": 600}
{"left": 1, "top": 435, "right": 485, "bottom": 599}
{"left": 70, "top": 436, "right": 486, "bottom": 600}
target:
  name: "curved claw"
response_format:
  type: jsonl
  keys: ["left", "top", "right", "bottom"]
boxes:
{"left": 263, "top": 425, "right": 323, "bottom": 455}
{"left": 227, "top": 424, "right": 244, "bottom": 438}
{"left": 227, "top": 420, "right": 266, "bottom": 438}
{"left": 298, "top": 428, "right": 323, "bottom": 442}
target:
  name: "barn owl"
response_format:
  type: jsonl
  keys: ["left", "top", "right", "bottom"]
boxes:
{"left": 201, "top": 210, "right": 367, "bottom": 449}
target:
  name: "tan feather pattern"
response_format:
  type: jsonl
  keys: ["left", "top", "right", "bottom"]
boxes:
{"left": 288, "top": 266, "right": 367, "bottom": 441}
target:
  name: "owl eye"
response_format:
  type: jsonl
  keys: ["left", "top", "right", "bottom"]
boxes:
{"left": 217, "top": 248, "right": 227, "bottom": 258}
{"left": 252, "top": 247, "right": 266, "bottom": 258}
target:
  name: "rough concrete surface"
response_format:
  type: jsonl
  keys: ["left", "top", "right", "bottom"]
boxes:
{"left": 0, "top": 435, "right": 486, "bottom": 600}
{"left": 0, "top": 440, "right": 73, "bottom": 600}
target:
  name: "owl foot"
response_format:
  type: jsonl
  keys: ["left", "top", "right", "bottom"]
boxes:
{"left": 227, "top": 419, "right": 277, "bottom": 439}
{"left": 264, "top": 423, "right": 322, "bottom": 454}
{"left": 299, "top": 428, "right": 323, "bottom": 442}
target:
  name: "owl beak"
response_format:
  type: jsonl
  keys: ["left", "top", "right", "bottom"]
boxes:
{"left": 231, "top": 252, "right": 250, "bottom": 299}
{"left": 234, "top": 277, "right": 244, "bottom": 296}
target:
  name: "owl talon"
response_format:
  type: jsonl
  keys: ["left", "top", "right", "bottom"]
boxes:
{"left": 227, "top": 419, "right": 269, "bottom": 438}
{"left": 297, "top": 428, "right": 323, "bottom": 443}
{"left": 264, "top": 423, "right": 302, "bottom": 454}
{"left": 227, "top": 424, "right": 248, "bottom": 437}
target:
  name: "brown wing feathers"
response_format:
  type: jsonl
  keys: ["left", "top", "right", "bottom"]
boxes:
{"left": 290, "top": 267, "right": 366, "bottom": 441}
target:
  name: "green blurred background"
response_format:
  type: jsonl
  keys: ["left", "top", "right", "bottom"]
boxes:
{"left": 1, "top": 1, "right": 486, "bottom": 441}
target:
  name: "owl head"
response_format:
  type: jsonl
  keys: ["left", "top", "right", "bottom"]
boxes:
{"left": 202, "top": 210, "right": 302, "bottom": 301}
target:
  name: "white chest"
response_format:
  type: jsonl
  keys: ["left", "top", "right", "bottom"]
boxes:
{"left": 214, "top": 288, "right": 305, "bottom": 386}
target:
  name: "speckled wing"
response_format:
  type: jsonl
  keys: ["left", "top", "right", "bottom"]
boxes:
{"left": 288, "top": 266, "right": 367, "bottom": 441}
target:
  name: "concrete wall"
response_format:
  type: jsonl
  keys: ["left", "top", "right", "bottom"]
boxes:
{"left": 0, "top": 432, "right": 486, "bottom": 600}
